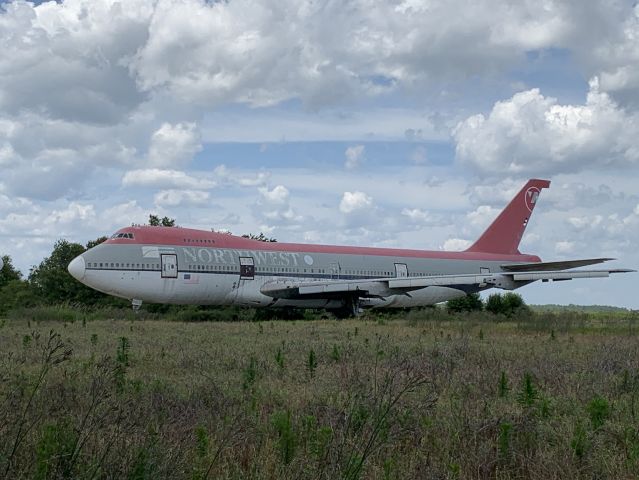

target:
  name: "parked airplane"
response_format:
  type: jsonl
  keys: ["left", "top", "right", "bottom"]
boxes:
{"left": 68, "top": 179, "right": 633, "bottom": 315}
{"left": 0, "top": 256, "right": 3, "bottom": 270}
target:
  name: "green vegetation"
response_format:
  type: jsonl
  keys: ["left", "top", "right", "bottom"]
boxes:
{"left": 446, "top": 292, "right": 483, "bottom": 313}
{"left": 1, "top": 311, "right": 639, "bottom": 478}
{"left": 2, "top": 216, "right": 638, "bottom": 477}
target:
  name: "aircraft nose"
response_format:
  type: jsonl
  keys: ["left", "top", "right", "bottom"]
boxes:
{"left": 68, "top": 255, "right": 86, "bottom": 281}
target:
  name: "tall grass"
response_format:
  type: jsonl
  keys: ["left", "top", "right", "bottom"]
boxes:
{"left": 1, "top": 312, "right": 638, "bottom": 478}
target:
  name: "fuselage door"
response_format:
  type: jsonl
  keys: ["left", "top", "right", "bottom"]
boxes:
{"left": 394, "top": 263, "right": 408, "bottom": 278}
{"left": 161, "top": 254, "right": 178, "bottom": 279}
{"left": 240, "top": 257, "right": 255, "bottom": 280}
{"left": 330, "top": 262, "right": 340, "bottom": 280}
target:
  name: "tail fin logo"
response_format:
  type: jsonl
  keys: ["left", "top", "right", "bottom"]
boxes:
{"left": 525, "top": 187, "right": 540, "bottom": 212}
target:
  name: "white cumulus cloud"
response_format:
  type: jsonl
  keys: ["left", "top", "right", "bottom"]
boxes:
{"left": 154, "top": 189, "right": 210, "bottom": 207}
{"left": 259, "top": 185, "right": 290, "bottom": 205}
{"left": 339, "top": 191, "right": 373, "bottom": 214}
{"left": 345, "top": 145, "right": 365, "bottom": 169}
{"left": 147, "top": 122, "right": 202, "bottom": 168}
{"left": 122, "top": 169, "right": 215, "bottom": 189}
{"left": 441, "top": 238, "right": 471, "bottom": 251}
{"left": 454, "top": 79, "right": 639, "bottom": 176}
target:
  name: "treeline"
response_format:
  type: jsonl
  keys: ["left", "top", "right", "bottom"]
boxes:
{"left": 0, "top": 238, "right": 127, "bottom": 316}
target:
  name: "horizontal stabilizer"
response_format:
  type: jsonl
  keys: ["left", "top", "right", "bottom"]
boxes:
{"left": 501, "top": 258, "right": 615, "bottom": 272}
{"left": 509, "top": 269, "right": 635, "bottom": 282}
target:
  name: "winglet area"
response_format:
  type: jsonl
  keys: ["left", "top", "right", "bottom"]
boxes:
{"left": 466, "top": 179, "right": 551, "bottom": 255}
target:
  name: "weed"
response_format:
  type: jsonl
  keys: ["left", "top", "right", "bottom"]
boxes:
{"left": 538, "top": 396, "right": 552, "bottom": 419}
{"left": 34, "top": 419, "right": 77, "bottom": 480}
{"left": 383, "top": 457, "right": 395, "bottom": 480}
{"left": 571, "top": 422, "right": 589, "bottom": 459}
{"left": 117, "top": 336, "right": 130, "bottom": 367}
{"left": 272, "top": 410, "right": 296, "bottom": 465}
{"left": 498, "top": 371, "right": 509, "bottom": 398}
{"left": 3, "top": 331, "right": 72, "bottom": 477}
{"left": 90, "top": 333, "right": 98, "bottom": 346}
{"left": 498, "top": 422, "right": 512, "bottom": 461}
{"left": 242, "top": 355, "right": 258, "bottom": 390}
{"left": 22, "top": 334, "right": 31, "bottom": 347}
{"left": 588, "top": 396, "right": 610, "bottom": 430}
{"left": 307, "top": 348, "right": 317, "bottom": 377}
{"left": 194, "top": 425, "right": 209, "bottom": 458}
{"left": 517, "top": 372, "right": 538, "bottom": 407}
{"left": 330, "top": 344, "right": 341, "bottom": 362}
{"left": 275, "top": 347, "right": 285, "bottom": 369}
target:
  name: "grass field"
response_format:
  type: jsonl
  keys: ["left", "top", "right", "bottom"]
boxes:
{"left": 1, "top": 309, "right": 639, "bottom": 479}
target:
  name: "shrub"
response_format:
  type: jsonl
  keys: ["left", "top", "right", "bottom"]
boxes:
{"left": 486, "top": 292, "right": 530, "bottom": 317}
{"left": 446, "top": 293, "right": 483, "bottom": 313}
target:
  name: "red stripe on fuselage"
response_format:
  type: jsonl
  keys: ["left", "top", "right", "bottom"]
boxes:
{"left": 105, "top": 226, "right": 541, "bottom": 263}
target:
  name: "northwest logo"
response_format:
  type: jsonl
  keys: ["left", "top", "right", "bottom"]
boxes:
{"left": 525, "top": 187, "right": 540, "bottom": 212}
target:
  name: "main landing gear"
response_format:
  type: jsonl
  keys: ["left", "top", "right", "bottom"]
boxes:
{"left": 331, "top": 295, "right": 362, "bottom": 319}
{"left": 131, "top": 299, "right": 142, "bottom": 311}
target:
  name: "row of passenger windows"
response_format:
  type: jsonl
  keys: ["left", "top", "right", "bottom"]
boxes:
{"left": 88, "top": 262, "right": 159, "bottom": 269}
{"left": 186, "top": 265, "right": 406, "bottom": 276}
{"left": 87, "top": 262, "right": 435, "bottom": 277}
{"left": 184, "top": 238, "right": 215, "bottom": 244}
{"left": 110, "top": 233, "right": 134, "bottom": 239}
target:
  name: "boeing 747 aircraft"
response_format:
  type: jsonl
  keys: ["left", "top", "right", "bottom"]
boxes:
{"left": 68, "top": 179, "right": 633, "bottom": 315}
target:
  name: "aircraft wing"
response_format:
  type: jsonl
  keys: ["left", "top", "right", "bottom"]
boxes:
{"left": 260, "top": 267, "right": 635, "bottom": 300}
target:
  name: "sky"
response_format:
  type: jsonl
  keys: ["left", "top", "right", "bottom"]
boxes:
{"left": 1, "top": 0, "right": 638, "bottom": 307}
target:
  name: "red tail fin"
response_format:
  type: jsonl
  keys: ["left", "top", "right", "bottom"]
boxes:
{"left": 466, "top": 179, "right": 550, "bottom": 255}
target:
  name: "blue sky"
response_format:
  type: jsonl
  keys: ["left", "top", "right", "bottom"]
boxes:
{"left": 1, "top": 0, "right": 638, "bottom": 307}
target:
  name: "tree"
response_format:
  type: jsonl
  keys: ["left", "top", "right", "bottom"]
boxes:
{"left": 148, "top": 214, "right": 176, "bottom": 227}
{"left": 29, "top": 240, "right": 106, "bottom": 305}
{"left": 0, "top": 280, "right": 40, "bottom": 315}
{"left": 0, "top": 255, "right": 22, "bottom": 289}
{"left": 86, "top": 236, "right": 108, "bottom": 249}
{"left": 446, "top": 292, "right": 484, "bottom": 313}
{"left": 242, "top": 232, "right": 277, "bottom": 242}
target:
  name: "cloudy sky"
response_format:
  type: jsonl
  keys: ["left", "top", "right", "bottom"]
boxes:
{"left": 1, "top": 0, "right": 638, "bottom": 307}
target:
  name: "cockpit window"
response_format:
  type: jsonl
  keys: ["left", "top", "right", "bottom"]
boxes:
{"left": 110, "top": 232, "right": 134, "bottom": 239}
